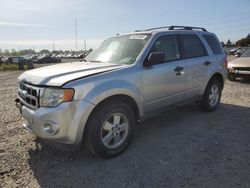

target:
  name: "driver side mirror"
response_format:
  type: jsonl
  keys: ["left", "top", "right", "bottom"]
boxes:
{"left": 143, "top": 52, "right": 165, "bottom": 67}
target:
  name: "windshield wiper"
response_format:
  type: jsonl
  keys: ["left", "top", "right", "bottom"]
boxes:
{"left": 80, "top": 58, "right": 88, "bottom": 62}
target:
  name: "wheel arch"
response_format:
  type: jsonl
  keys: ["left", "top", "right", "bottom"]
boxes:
{"left": 87, "top": 94, "right": 141, "bottom": 124}
{"left": 81, "top": 94, "right": 141, "bottom": 146}
{"left": 209, "top": 72, "right": 224, "bottom": 89}
{"left": 200, "top": 72, "right": 225, "bottom": 96}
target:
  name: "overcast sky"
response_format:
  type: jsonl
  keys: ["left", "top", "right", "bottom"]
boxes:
{"left": 0, "top": 0, "right": 250, "bottom": 51}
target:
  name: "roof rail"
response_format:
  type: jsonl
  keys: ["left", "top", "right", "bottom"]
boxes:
{"left": 169, "top": 25, "right": 207, "bottom": 32}
{"left": 135, "top": 25, "right": 207, "bottom": 32}
{"left": 135, "top": 26, "right": 171, "bottom": 32}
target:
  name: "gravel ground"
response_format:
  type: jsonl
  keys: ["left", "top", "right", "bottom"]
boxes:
{"left": 0, "top": 63, "right": 250, "bottom": 188}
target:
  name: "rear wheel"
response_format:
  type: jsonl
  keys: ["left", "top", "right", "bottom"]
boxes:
{"left": 198, "top": 78, "right": 222, "bottom": 112}
{"left": 84, "top": 100, "right": 135, "bottom": 158}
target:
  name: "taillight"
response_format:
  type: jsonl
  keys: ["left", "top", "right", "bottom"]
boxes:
{"left": 224, "top": 57, "right": 228, "bottom": 69}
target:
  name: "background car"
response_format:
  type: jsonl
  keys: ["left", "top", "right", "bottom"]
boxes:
{"left": 229, "top": 47, "right": 240, "bottom": 55}
{"left": 1, "top": 56, "right": 31, "bottom": 64}
{"left": 234, "top": 47, "right": 248, "bottom": 57}
{"left": 33, "top": 54, "right": 61, "bottom": 64}
{"left": 227, "top": 47, "right": 250, "bottom": 81}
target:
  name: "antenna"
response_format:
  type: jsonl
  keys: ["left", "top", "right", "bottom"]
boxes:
{"left": 84, "top": 39, "right": 87, "bottom": 52}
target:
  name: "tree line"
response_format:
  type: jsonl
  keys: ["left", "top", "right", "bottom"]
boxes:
{"left": 222, "top": 34, "right": 250, "bottom": 47}
{"left": 235, "top": 34, "right": 250, "bottom": 47}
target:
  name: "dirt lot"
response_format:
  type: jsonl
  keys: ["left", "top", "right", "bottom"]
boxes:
{"left": 0, "top": 63, "right": 250, "bottom": 188}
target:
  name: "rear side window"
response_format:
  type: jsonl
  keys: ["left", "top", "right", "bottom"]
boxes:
{"left": 203, "top": 35, "right": 223, "bottom": 54}
{"left": 180, "top": 34, "right": 206, "bottom": 58}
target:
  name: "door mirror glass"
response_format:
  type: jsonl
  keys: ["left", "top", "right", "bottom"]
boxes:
{"left": 144, "top": 52, "right": 165, "bottom": 66}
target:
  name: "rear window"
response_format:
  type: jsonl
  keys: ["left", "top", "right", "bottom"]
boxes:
{"left": 203, "top": 35, "right": 223, "bottom": 55}
{"left": 180, "top": 34, "right": 206, "bottom": 58}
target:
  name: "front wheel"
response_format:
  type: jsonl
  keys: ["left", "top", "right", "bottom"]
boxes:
{"left": 198, "top": 79, "right": 222, "bottom": 112}
{"left": 84, "top": 100, "right": 135, "bottom": 158}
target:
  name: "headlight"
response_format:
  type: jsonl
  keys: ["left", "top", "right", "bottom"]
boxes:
{"left": 40, "top": 88, "right": 74, "bottom": 107}
{"left": 227, "top": 61, "right": 234, "bottom": 69}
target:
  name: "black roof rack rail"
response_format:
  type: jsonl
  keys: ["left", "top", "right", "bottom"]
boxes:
{"left": 169, "top": 25, "right": 207, "bottom": 32}
{"left": 135, "top": 25, "right": 207, "bottom": 32}
{"left": 135, "top": 26, "right": 171, "bottom": 32}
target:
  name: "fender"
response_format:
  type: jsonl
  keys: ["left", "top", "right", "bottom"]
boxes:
{"left": 71, "top": 80, "right": 144, "bottom": 144}
{"left": 83, "top": 79, "right": 144, "bottom": 117}
{"left": 200, "top": 67, "right": 226, "bottom": 95}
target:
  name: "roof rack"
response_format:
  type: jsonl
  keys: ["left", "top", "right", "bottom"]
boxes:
{"left": 135, "top": 26, "right": 171, "bottom": 32}
{"left": 135, "top": 25, "right": 207, "bottom": 32}
{"left": 169, "top": 25, "right": 207, "bottom": 31}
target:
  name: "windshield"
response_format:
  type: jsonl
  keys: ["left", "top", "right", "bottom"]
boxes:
{"left": 85, "top": 34, "right": 150, "bottom": 64}
{"left": 240, "top": 48, "right": 250, "bottom": 57}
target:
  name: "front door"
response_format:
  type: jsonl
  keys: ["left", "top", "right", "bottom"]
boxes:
{"left": 142, "top": 34, "right": 187, "bottom": 113}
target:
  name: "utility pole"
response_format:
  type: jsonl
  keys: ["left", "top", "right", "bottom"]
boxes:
{"left": 84, "top": 39, "right": 86, "bottom": 52}
{"left": 75, "top": 18, "right": 78, "bottom": 51}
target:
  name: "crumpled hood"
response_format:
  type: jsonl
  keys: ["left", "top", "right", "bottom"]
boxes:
{"left": 230, "top": 57, "right": 250, "bottom": 68}
{"left": 18, "top": 61, "right": 125, "bottom": 86}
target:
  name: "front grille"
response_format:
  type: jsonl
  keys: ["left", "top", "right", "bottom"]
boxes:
{"left": 18, "top": 82, "right": 40, "bottom": 109}
{"left": 234, "top": 67, "right": 250, "bottom": 71}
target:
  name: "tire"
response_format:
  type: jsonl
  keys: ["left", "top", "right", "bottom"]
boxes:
{"left": 227, "top": 73, "right": 236, "bottom": 81}
{"left": 245, "top": 78, "right": 250, "bottom": 82}
{"left": 84, "top": 100, "right": 135, "bottom": 158}
{"left": 198, "top": 78, "right": 222, "bottom": 112}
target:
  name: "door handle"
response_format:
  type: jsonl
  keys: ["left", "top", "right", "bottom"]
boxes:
{"left": 204, "top": 61, "right": 211, "bottom": 66}
{"left": 174, "top": 66, "right": 184, "bottom": 72}
{"left": 174, "top": 66, "right": 184, "bottom": 76}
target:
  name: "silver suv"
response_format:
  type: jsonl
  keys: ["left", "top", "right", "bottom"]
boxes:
{"left": 16, "top": 26, "right": 227, "bottom": 158}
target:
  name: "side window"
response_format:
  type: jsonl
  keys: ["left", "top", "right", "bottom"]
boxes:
{"left": 180, "top": 34, "right": 206, "bottom": 58}
{"left": 151, "top": 35, "right": 180, "bottom": 62}
{"left": 203, "top": 35, "right": 223, "bottom": 54}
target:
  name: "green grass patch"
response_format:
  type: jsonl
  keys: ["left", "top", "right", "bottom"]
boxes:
{"left": 0, "top": 64, "right": 30, "bottom": 71}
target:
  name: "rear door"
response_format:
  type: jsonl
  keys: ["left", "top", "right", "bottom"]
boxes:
{"left": 202, "top": 34, "right": 226, "bottom": 72}
{"left": 179, "top": 34, "right": 209, "bottom": 99}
